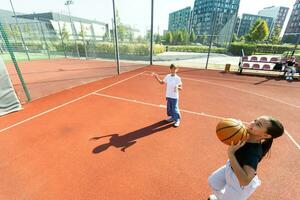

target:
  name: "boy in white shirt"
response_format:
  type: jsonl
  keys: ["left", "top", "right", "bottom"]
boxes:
{"left": 153, "top": 64, "right": 182, "bottom": 127}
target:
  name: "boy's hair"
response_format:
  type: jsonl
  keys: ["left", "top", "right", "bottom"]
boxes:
{"left": 170, "top": 64, "right": 178, "bottom": 69}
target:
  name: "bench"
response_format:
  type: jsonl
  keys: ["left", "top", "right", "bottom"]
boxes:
{"left": 238, "top": 56, "right": 286, "bottom": 76}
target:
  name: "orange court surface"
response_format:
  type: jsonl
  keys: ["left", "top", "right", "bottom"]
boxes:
{"left": 0, "top": 64, "right": 299, "bottom": 199}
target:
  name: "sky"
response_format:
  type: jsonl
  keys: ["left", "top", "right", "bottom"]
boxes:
{"left": 0, "top": 0, "right": 296, "bottom": 35}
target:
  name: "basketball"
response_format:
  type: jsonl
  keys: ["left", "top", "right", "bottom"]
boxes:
{"left": 216, "top": 118, "right": 248, "bottom": 145}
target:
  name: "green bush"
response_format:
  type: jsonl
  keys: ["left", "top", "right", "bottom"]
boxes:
{"left": 229, "top": 43, "right": 256, "bottom": 55}
{"left": 167, "top": 45, "right": 227, "bottom": 54}
{"left": 4, "top": 40, "right": 165, "bottom": 57}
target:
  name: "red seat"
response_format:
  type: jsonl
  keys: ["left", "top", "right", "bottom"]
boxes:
{"left": 242, "top": 63, "right": 250, "bottom": 68}
{"left": 252, "top": 64, "right": 260, "bottom": 69}
{"left": 260, "top": 57, "right": 268, "bottom": 62}
{"left": 270, "top": 57, "right": 279, "bottom": 63}
{"left": 250, "top": 56, "right": 258, "bottom": 61}
{"left": 262, "top": 64, "right": 271, "bottom": 70}
{"left": 242, "top": 56, "right": 248, "bottom": 61}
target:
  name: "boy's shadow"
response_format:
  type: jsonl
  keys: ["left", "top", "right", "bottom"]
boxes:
{"left": 90, "top": 120, "right": 174, "bottom": 154}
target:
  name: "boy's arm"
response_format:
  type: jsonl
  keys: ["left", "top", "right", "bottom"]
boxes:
{"left": 177, "top": 78, "right": 183, "bottom": 90}
{"left": 177, "top": 84, "right": 182, "bottom": 90}
{"left": 154, "top": 73, "right": 164, "bottom": 84}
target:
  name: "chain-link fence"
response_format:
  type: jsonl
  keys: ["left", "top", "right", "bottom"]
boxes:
{"left": 0, "top": 18, "right": 117, "bottom": 61}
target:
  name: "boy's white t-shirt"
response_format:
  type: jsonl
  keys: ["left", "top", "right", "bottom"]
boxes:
{"left": 163, "top": 74, "right": 182, "bottom": 99}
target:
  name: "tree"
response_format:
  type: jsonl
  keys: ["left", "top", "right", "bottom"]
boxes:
{"left": 232, "top": 33, "right": 238, "bottom": 42}
{"left": 198, "top": 34, "right": 208, "bottom": 44}
{"left": 239, "top": 36, "right": 245, "bottom": 42}
{"left": 269, "top": 25, "right": 281, "bottom": 44}
{"left": 190, "top": 31, "right": 196, "bottom": 43}
{"left": 245, "top": 34, "right": 252, "bottom": 42}
{"left": 11, "top": 24, "right": 20, "bottom": 39}
{"left": 177, "top": 31, "right": 184, "bottom": 44}
{"left": 182, "top": 29, "right": 189, "bottom": 44}
{"left": 117, "top": 24, "right": 126, "bottom": 42}
{"left": 127, "top": 31, "right": 134, "bottom": 42}
{"left": 61, "top": 23, "right": 69, "bottom": 41}
{"left": 165, "top": 31, "right": 173, "bottom": 44}
{"left": 114, "top": 10, "right": 135, "bottom": 42}
{"left": 79, "top": 24, "right": 86, "bottom": 39}
{"left": 155, "top": 34, "right": 161, "bottom": 44}
{"left": 23, "top": 24, "right": 31, "bottom": 39}
{"left": 145, "top": 31, "right": 151, "bottom": 41}
{"left": 136, "top": 35, "right": 143, "bottom": 43}
{"left": 248, "top": 19, "right": 269, "bottom": 42}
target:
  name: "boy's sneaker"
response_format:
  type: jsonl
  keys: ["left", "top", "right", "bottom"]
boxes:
{"left": 174, "top": 120, "right": 180, "bottom": 127}
{"left": 165, "top": 117, "right": 175, "bottom": 122}
{"left": 208, "top": 194, "right": 218, "bottom": 200}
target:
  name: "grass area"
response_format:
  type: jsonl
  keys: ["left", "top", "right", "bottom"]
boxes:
{"left": 0, "top": 52, "right": 65, "bottom": 63}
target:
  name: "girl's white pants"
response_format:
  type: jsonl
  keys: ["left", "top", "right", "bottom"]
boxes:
{"left": 208, "top": 161, "right": 261, "bottom": 200}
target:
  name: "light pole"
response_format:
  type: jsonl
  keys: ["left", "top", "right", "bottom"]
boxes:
{"left": 112, "top": 0, "right": 120, "bottom": 74}
{"left": 150, "top": 0, "right": 154, "bottom": 65}
{"left": 65, "top": 0, "right": 80, "bottom": 58}
{"left": 205, "top": 12, "right": 218, "bottom": 70}
{"left": 9, "top": 0, "right": 30, "bottom": 60}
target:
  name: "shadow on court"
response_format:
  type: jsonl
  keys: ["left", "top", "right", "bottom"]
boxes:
{"left": 91, "top": 120, "right": 174, "bottom": 153}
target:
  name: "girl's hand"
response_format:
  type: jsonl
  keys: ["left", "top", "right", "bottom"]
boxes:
{"left": 228, "top": 141, "right": 246, "bottom": 156}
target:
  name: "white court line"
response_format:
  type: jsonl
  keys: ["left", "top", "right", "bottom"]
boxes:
{"left": 285, "top": 130, "right": 300, "bottom": 150}
{"left": 92, "top": 92, "right": 300, "bottom": 150}
{"left": 92, "top": 93, "right": 225, "bottom": 121}
{"left": 0, "top": 71, "right": 145, "bottom": 134}
{"left": 144, "top": 72, "right": 299, "bottom": 109}
{"left": 182, "top": 77, "right": 300, "bottom": 109}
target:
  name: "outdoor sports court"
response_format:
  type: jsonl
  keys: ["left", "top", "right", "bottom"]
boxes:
{"left": 0, "top": 64, "right": 299, "bottom": 199}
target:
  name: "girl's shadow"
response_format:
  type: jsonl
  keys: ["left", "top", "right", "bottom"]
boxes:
{"left": 90, "top": 120, "right": 174, "bottom": 154}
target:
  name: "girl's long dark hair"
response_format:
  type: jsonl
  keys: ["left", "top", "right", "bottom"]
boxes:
{"left": 261, "top": 117, "right": 284, "bottom": 159}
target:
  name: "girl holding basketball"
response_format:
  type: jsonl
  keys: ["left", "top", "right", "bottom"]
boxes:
{"left": 208, "top": 116, "right": 284, "bottom": 200}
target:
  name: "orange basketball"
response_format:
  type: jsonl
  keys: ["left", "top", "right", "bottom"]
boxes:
{"left": 216, "top": 118, "right": 248, "bottom": 145}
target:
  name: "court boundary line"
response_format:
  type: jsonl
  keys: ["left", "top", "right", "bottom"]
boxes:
{"left": 181, "top": 75, "right": 300, "bottom": 89}
{"left": 142, "top": 72, "right": 300, "bottom": 109}
{"left": 0, "top": 71, "right": 145, "bottom": 134}
{"left": 182, "top": 77, "right": 300, "bottom": 109}
{"left": 92, "top": 92, "right": 300, "bottom": 150}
